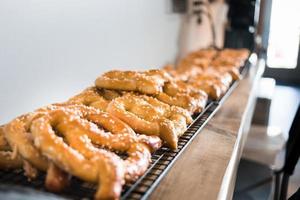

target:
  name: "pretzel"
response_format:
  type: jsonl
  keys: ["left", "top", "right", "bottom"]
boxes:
{"left": 3, "top": 106, "right": 72, "bottom": 192}
{"left": 45, "top": 163, "right": 70, "bottom": 192}
{"left": 143, "top": 69, "right": 173, "bottom": 82}
{"left": 0, "top": 150, "right": 23, "bottom": 169}
{"left": 4, "top": 113, "right": 49, "bottom": 174}
{"left": 95, "top": 69, "right": 170, "bottom": 95}
{"left": 163, "top": 64, "right": 203, "bottom": 81}
{"left": 211, "top": 49, "right": 249, "bottom": 69}
{"left": 211, "top": 65, "right": 241, "bottom": 80}
{"left": 177, "top": 56, "right": 211, "bottom": 70}
{"left": 30, "top": 105, "right": 161, "bottom": 199}
{"left": 188, "top": 70, "right": 232, "bottom": 100}
{"left": 0, "top": 126, "right": 23, "bottom": 169}
{"left": 188, "top": 49, "right": 218, "bottom": 60}
{"left": 177, "top": 49, "right": 217, "bottom": 70}
{"left": 163, "top": 65, "right": 187, "bottom": 81}
{"left": 218, "top": 48, "right": 250, "bottom": 62}
{"left": 107, "top": 94, "right": 192, "bottom": 149}
{"left": 66, "top": 87, "right": 122, "bottom": 111}
{"left": 155, "top": 81, "right": 208, "bottom": 113}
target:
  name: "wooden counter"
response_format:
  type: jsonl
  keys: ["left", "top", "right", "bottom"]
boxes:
{"left": 148, "top": 56, "right": 265, "bottom": 200}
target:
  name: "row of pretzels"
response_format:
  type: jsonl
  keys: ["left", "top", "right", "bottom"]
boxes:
{"left": 0, "top": 48, "right": 249, "bottom": 199}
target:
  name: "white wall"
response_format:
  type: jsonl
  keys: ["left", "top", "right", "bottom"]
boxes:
{"left": 0, "top": 0, "right": 183, "bottom": 124}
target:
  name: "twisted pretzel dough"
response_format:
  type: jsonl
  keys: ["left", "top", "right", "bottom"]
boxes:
{"left": 30, "top": 105, "right": 161, "bottom": 199}
{"left": 174, "top": 48, "right": 248, "bottom": 84}
{"left": 210, "top": 49, "right": 249, "bottom": 70}
{"left": 67, "top": 87, "right": 122, "bottom": 111}
{"left": 218, "top": 48, "right": 250, "bottom": 63}
{"left": 95, "top": 70, "right": 170, "bottom": 95}
{"left": 107, "top": 94, "right": 192, "bottom": 149}
{"left": 163, "top": 64, "right": 203, "bottom": 81}
{"left": 4, "top": 113, "right": 49, "bottom": 174}
{"left": 0, "top": 126, "right": 23, "bottom": 169}
{"left": 177, "top": 57, "right": 211, "bottom": 70}
{"left": 188, "top": 70, "right": 232, "bottom": 100}
{"left": 163, "top": 65, "right": 188, "bottom": 81}
{"left": 3, "top": 106, "right": 72, "bottom": 191}
{"left": 155, "top": 81, "right": 208, "bottom": 113}
{"left": 188, "top": 49, "right": 218, "bottom": 60}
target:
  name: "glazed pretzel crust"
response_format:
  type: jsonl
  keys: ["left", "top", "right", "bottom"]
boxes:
{"left": 3, "top": 106, "right": 71, "bottom": 192}
{"left": 188, "top": 69, "right": 232, "bottom": 100}
{"left": 155, "top": 81, "right": 208, "bottom": 113}
{"left": 30, "top": 105, "right": 161, "bottom": 199}
{"left": 107, "top": 94, "right": 192, "bottom": 149}
{"left": 66, "top": 87, "right": 123, "bottom": 112}
{"left": 0, "top": 126, "right": 23, "bottom": 169}
{"left": 95, "top": 70, "right": 170, "bottom": 95}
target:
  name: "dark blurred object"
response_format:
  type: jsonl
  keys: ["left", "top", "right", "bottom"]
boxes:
{"left": 225, "top": 0, "right": 259, "bottom": 50}
{"left": 172, "top": 0, "right": 187, "bottom": 13}
{"left": 227, "top": 0, "right": 256, "bottom": 29}
{"left": 289, "top": 188, "right": 300, "bottom": 200}
{"left": 274, "top": 104, "right": 300, "bottom": 200}
{"left": 252, "top": 78, "right": 276, "bottom": 125}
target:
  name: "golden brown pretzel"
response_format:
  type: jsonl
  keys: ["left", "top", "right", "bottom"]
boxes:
{"left": 174, "top": 48, "right": 247, "bottom": 82}
{"left": 155, "top": 81, "right": 208, "bottom": 114}
{"left": 188, "top": 49, "right": 218, "bottom": 60}
{"left": 0, "top": 126, "right": 9, "bottom": 150}
{"left": 218, "top": 48, "right": 250, "bottom": 61}
{"left": 163, "top": 64, "right": 187, "bottom": 81}
{"left": 163, "top": 65, "right": 203, "bottom": 81}
{"left": 211, "top": 49, "right": 249, "bottom": 69}
{"left": 0, "top": 126, "right": 23, "bottom": 169}
{"left": 67, "top": 87, "right": 110, "bottom": 111}
{"left": 30, "top": 105, "right": 161, "bottom": 199}
{"left": 95, "top": 70, "right": 170, "bottom": 95}
{"left": 4, "top": 113, "right": 49, "bottom": 174}
{"left": 177, "top": 57, "right": 210, "bottom": 70}
{"left": 107, "top": 93, "right": 192, "bottom": 149}
{"left": 211, "top": 65, "right": 241, "bottom": 80}
{"left": 30, "top": 108, "right": 124, "bottom": 199}
{"left": 45, "top": 163, "right": 70, "bottom": 192}
{"left": 188, "top": 70, "right": 232, "bottom": 100}
{"left": 66, "top": 87, "right": 122, "bottom": 111}
{"left": 142, "top": 69, "right": 173, "bottom": 82}
{"left": 3, "top": 106, "right": 71, "bottom": 191}
{"left": 0, "top": 150, "right": 23, "bottom": 169}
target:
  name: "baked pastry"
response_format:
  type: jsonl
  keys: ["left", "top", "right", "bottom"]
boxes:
{"left": 177, "top": 56, "right": 211, "bottom": 70}
{"left": 155, "top": 81, "right": 208, "bottom": 113}
{"left": 212, "top": 48, "right": 250, "bottom": 68}
{"left": 107, "top": 93, "right": 192, "bottom": 149}
{"left": 0, "top": 126, "right": 23, "bottom": 169}
{"left": 2, "top": 104, "right": 162, "bottom": 199}
{"left": 163, "top": 64, "right": 189, "bottom": 81}
{"left": 3, "top": 106, "right": 71, "bottom": 191}
{"left": 188, "top": 49, "right": 218, "bottom": 60}
{"left": 210, "top": 65, "right": 241, "bottom": 80}
{"left": 218, "top": 48, "right": 250, "bottom": 62}
{"left": 188, "top": 69, "right": 232, "bottom": 100}
{"left": 30, "top": 105, "right": 161, "bottom": 199}
{"left": 95, "top": 69, "right": 171, "bottom": 95}
{"left": 66, "top": 87, "right": 122, "bottom": 111}
{"left": 164, "top": 64, "right": 203, "bottom": 81}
